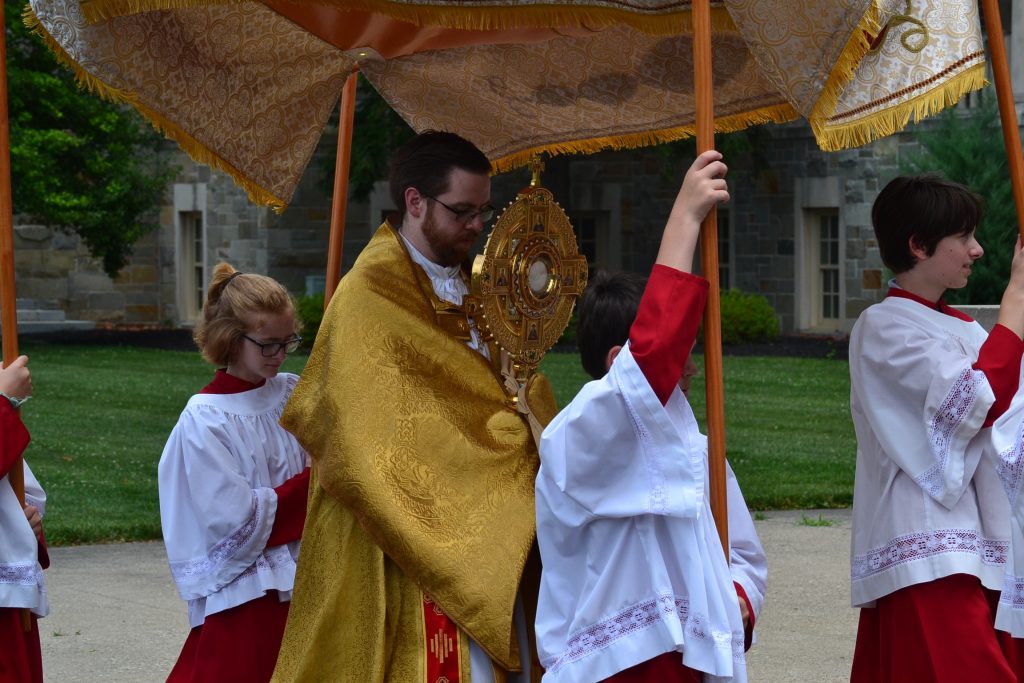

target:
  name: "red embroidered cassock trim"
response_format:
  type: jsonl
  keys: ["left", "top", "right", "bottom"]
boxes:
{"left": 423, "top": 594, "right": 461, "bottom": 683}
{"left": 885, "top": 286, "right": 973, "bottom": 322}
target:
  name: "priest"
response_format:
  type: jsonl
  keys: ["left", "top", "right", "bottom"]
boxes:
{"left": 273, "top": 131, "right": 557, "bottom": 683}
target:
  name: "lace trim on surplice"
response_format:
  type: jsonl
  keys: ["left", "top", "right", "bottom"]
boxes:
{"left": 0, "top": 561, "right": 40, "bottom": 587}
{"left": 1000, "top": 574, "right": 1024, "bottom": 610}
{"left": 23, "top": 493, "right": 44, "bottom": 514}
{"left": 169, "top": 490, "right": 265, "bottom": 586}
{"left": 916, "top": 368, "right": 982, "bottom": 498}
{"left": 227, "top": 543, "right": 295, "bottom": 583}
{"left": 542, "top": 593, "right": 741, "bottom": 673}
{"left": 852, "top": 528, "right": 1007, "bottom": 582}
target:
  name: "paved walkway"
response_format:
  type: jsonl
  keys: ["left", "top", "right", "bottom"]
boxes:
{"left": 39, "top": 509, "right": 856, "bottom": 682}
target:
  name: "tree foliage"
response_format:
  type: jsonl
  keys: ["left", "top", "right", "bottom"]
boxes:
{"left": 6, "top": 1, "right": 175, "bottom": 277}
{"left": 318, "top": 74, "right": 415, "bottom": 201}
{"left": 654, "top": 123, "right": 774, "bottom": 182}
{"left": 904, "top": 90, "right": 1014, "bottom": 304}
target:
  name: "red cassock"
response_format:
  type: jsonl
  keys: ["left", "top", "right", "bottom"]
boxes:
{"left": 0, "top": 401, "right": 44, "bottom": 683}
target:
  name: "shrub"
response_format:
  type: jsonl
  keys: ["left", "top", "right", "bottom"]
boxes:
{"left": 295, "top": 293, "right": 325, "bottom": 350}
{"left": 719, "top": 289, "right": 780, "bottom": 344}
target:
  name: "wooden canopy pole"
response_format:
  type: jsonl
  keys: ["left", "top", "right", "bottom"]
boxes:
{"left": 0, "top": 1, "right": 23, "bottom": 503}
{"left": 0, "top": 4, "right": 30, "bottom": 632}
{"left": 324, "top": 69, "right": 359, "bottom": 308}
{"left": 980, "top": 0, "right": 1024, "bottom": 239}
{"left": 693, "top": 0, "right": 729, "bottom": 552}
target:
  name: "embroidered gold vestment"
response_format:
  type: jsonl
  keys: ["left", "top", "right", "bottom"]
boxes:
{"left": 273, "top": 223, "right": 556, "bottom": 682}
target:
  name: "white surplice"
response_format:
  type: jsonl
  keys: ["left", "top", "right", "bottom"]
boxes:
{"left": 536, "top": 344, "right": 764, "bottom": 683}
{"left": 158, "top": 373, "right": 309, "bottom": 627}
{"left": 0, "top": 461, "right": 48, "bottom": 617}
{"left": 988, "top": 363, "right": 1024, "bottom": 635}
{"left": 849, "top": 296, "right": 1009, "bottom": 609}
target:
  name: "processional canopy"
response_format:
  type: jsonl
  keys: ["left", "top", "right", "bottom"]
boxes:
{"left": 469, "top": 156, "right": 588, "bottom": 388}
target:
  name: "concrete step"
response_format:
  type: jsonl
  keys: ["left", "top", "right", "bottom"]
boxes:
{"left": 4, "top": 303, "right": 98, "bottom": 334}
{"left": 17, "top": 309, "right": 67, "bottom": 322}
{"left": 17, "top": 320, "right": 96, "bottom": 334}
{"left": 16, "top": 298, "right": 61, "bottom": 311}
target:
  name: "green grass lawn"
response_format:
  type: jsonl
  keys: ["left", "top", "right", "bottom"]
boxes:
{"left": 17, "top": 344, "right": 853, "bottom": 545}
{"left": 18, "top": 344, "right": 307, "bottom": 545}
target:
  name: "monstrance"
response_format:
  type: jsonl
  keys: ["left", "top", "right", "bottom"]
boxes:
{"left": 468, "top": 156, "right": 588, "bottom": 402}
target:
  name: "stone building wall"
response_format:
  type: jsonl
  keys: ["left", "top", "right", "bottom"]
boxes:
{"left": 14, "top": 221, "right": 162, "bottom": 325}
{"left": 532, "top": 122, "right": 931, "bottom": 334}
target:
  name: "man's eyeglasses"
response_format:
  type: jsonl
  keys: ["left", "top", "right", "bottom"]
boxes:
{"left": 424, "top": 195, "right": 495, "bottom": 224}
{"left": 242, "top": 335, "right": 303, "bottom": 357}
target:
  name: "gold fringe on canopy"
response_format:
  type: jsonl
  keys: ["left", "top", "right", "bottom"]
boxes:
{"left": 814, "top": 0, "right": 988, "bottom": 151}
{"left": 491, "top": 102, "right": 799, "bottom": 174}
{"left": 817, "top": 63, "right": 988, "bottom": 152}
{"left": 24, "top": 4, "right": 290, "bottom": 211}
{"left": 807, "top": 0, "right": 883, "bottom": 128}
{"left": 81, "top": 0, "right": 738, "bottom": 34}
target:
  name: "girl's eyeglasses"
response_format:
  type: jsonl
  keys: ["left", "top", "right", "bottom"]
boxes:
{"left": 242, "top": 335, "right": 302, "bottom": 356}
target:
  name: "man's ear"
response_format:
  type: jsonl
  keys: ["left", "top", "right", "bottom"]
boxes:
{"left": 605, "top": 345, "right": 623, "bottom": 372}
{"left": 405, "top": 187, "right": 426, "bottom": 220}
{"left": 908, "top": 235, "right": 929, "bottom": 264}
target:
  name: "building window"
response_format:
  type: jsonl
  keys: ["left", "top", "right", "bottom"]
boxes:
{"left": 800, "top": 208, "right": 843, "bottom": 330}
{"left": 180, "top": 211, "right": 204, "bottom": 321}
{"left": 819, "top": 212, "right": 840, "bottom": 321}
{"left": 571, "top": 210, "right": 618, "bottom": 271}
{"left": 575, "top": 214, "right": 598, "bottom": 267}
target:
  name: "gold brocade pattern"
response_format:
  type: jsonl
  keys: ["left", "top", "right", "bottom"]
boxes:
{"left": 271, "top": 479, "right": 440, "bottom": 682}
{"left": 820, "top": 0, "right": 986, "bottom": 149}
{"left": 275, "top": 223, "right": 556, "bottom": 680}
{"left": 28, "top": 0, "right": 353, "bottom": 209}
{"left": 724, "top": 0, "right": 875, "bottom": 117}
{"left": 30, "top": 0, "right": 985, "bottom": 208}
{"left": 360, "top": 23, "right": 792, "bottom": 172}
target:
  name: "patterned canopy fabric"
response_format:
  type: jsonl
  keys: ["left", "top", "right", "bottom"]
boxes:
{"left": 27, "top": 0, "right": 985, "bottom": 209}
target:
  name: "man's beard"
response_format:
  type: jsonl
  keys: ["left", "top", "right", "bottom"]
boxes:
{"left": 422, "top": 206, "right": 477, "bottom": 267}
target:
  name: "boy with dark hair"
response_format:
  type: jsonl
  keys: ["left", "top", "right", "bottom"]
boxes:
{"left": 535, "top": 151, "right": 766, "bottom": 682}
{"left": 575, "top": 270, "right": 647, "bottom": 381}
{"left": 849, "top": 173, "right": 1024, "bottom": 681}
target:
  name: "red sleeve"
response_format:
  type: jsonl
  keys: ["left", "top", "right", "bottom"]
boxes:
{"left": 0, "top": 402, "right": 30, "bottom": 479}
{"left": 628, "top": 265, "right": 709, "bottom": 405}
{"left": 266, "top": 468, "right": 310, "bottom": 548}
{"left": 974, "top": 323, "right": 1024, "bottom": 427}
{"left": 734, "top": 581, "right": 755, "bottom": 652}
{"left": 37, "top": 532, "right": 49, "bottom": 571}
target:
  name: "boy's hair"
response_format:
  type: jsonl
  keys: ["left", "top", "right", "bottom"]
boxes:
{"left": 873, "top": 174, "right": 984, "bottom": 274}
{"left": 193, "top": 262, "right": 297, "bottom": 367}
{"left": 577, "top": 269, "right": 647, "bottom": 380}
{"left": 388, "top": 130, "right": 492, "bottom": 222}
